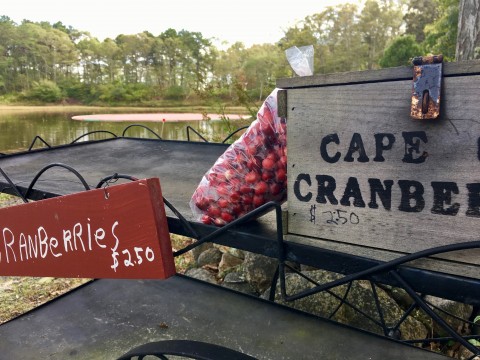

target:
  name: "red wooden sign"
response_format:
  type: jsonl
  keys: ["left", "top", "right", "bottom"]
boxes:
{"left": 0, "top": 178, "right": 176, "bottom": 279}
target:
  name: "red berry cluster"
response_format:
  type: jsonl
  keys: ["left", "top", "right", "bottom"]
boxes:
{"left": 190, "top": 90, "right": 287, "bottom": 226}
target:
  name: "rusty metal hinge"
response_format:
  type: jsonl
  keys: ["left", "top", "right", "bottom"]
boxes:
{"left": 411, "top": 55, "right": 443, "bottom": 120}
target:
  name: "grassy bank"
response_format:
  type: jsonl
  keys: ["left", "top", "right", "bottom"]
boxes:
{"left": 0, "top": 104, "right": 251, "bottom": 115}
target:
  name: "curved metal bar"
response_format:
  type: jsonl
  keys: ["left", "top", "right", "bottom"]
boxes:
{"left": 222, "top": 126, "right": 249, "bottom": 143}
{"left": 162, "top": 197, "right": 200, "bottom": 241}
{"left": 403, "top": 334, "right": 480, "bottom": 345}
{"left": 426, "top": 297, "right": 480, "bottom": 327}
{"left": 95, "top": 173, "right": 139, "bottom": 189}
{"left": 279, "top": 262, "right": 384, "bottom": 328}
{"left": 174, "top": 201, "right": 283, "bottom": 257}
{"left": 70, "top": 130, "right": 117, "bottom": 144}
{"left": 370, "top": 281, "right": 389, "bottom": 336}
{"left": 275, "top": 236, "right": 480, "bottom": 352}
{"left": 392, "top": 271, "right": 480, "bottom": 357}
{"left": 28, "top": 135, "right": 51, "bottom": 151}
{"left": 117, "top": 340, "right": 257, "bottom": 360}
{"left": 0, "top": 167, "right": 28, "bottom": 203}
{"left": 186, "top": 126, "right": 208, "bottom": 143}
{"left": 268, "top": 267, "right": 280, "bottom": 301}
{"left": 25, "top": 163, "right": 91, "bottom": 199}
{"left": 389, "top": 296, "right": 422, "bottom": 337}
{"left": 121, "top": 124, "right": 162, "bottom": 139}
{"left": 279, "top": 240, "right": 480, "bottom": 302}
{"left": 327, "top": 281, "right": 353, "bottom": 320}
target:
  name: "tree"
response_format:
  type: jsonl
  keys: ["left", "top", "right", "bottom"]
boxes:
{"left": 277, "top": 24, "right": 316, "bottom": 76}
{"left": 210, "top": 42, "right": 247, "bottom": 98}
{"left": 423, "top": 0, "right": 459, "bottom": 61}
{"left": 178, "top": 30, "right": 215, "bottom": 91}
{"left": 304, "top": 4, "right": 363, "bottom": 73}
{"left": 99, "top": 38, "right": 121, "bottom": 83}
{"left": 77, "top": 36, "right": 103, "bottom": 84}
{"left": 52, "top": 21, "right": 84, "bottom": 43}
{"left": 115, "top": 32, "right": 154, "bottom": 84}
{"left": 279, "top": 4, "right": 363, "bottom": 74}
{"left": 357, "top": 0, "right": 404, "bottom": 69}
{"left": 242, "top": 44, "right": 283, "bottom": 100}
{"left": 379, "top": 35, "right": 422, "bottom": 67}
{"left": 26, "top": 80, "right": 63, "bottom": 102}
{"left": 279, "top": 1, "right": 404, "bottom": 73}
{"left": 403, "top": 0, "right": 438, "bottom": 42}
{"left": 0, "top": 16, "right": 18, "bottom": 92}
{"left": 456, "top": 0, "right": 480, "bottom": 60}
{"left": 158, "top": 29, "right": 183, "bottom": 87}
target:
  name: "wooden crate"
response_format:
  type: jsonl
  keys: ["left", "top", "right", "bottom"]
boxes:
{"left": 277, "top": 60, "right": 480, "bottom": 278}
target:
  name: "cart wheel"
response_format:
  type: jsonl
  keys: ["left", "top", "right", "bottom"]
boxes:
{"left": 117, "top": 340, "right": 257, "bottom": 360}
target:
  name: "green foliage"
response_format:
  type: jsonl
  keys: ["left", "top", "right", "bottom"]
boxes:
{"left": 279, "top": 1, "right": 405, "bottom": 73}
{"left": 96, "top": 82, "right": 152, "bottom": 103}
{"left": 379, "top": 35, "right": 423, "bottom": 68}
{"left": 26, "top": 80, "right": 64, "bottom": 103}
{"left": 469, "top": 315, "right": 480, "bottom": 346}
{"left": 403, "top": 0, "right": 438, "bottom": 42}
{"left": 0, "top": 1, "right": 466, "bottom": 106}
{"left": 423, "top": 0, "right": 459, "bottom": 60}
{"left": 164, "top": 85, "right": 187, "bottom": 101}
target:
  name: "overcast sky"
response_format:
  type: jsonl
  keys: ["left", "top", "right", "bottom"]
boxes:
{"left": 2, "top": 0, "right": 354, "bottom": 47}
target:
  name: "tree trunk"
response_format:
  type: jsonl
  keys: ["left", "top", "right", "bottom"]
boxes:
{"left": 456, "top": 0, "right": 480, "bottom": 61}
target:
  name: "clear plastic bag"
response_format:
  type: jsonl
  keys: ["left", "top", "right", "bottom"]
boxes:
{"left": 285, "top": 45, "right": 314, "bottom": 76}
{"left": 190, "top": 89, "right": 287, "bottom": 226}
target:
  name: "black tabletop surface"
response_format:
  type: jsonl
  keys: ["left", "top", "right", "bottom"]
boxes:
{"left": 0, "top": 275, "right": 445, "bottom": 359}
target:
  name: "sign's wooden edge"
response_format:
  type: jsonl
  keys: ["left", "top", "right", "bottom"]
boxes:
{"left": 276, "top": 59, "right": 480, "bottom": 89}
{"left": 145, "top": 178, "right": 177, "bottom": 278}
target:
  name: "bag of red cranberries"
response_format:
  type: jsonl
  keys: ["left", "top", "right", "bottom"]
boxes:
{"left": 190, "top": 89, "right": 287, "bottom": 226}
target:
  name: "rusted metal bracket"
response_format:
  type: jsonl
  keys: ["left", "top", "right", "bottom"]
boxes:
{"left": 411, "top": 55, "right": 443, "bottom": 120}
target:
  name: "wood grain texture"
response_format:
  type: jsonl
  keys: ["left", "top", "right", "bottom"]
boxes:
{"left": 284, "top": 70, "right": 480, "bottom": 276}
{"left": 277, "top": 59, "right": 480, "bottom": 89}
{"left": 0, "top": 178, "right": 175, "bottom": 279}
{"left": 287, "top": 234, "right": 480, "bottom": 279}
{"left": 456, "top": 0, "right": 480, "bottom": 61}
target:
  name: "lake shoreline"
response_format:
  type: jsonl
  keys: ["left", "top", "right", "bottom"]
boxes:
{"left": 0, "top": 106, "right": 252, "bottom": 153}
{"left": 72, "top": 113, "right": 248, "bottom": 122}
{"left": 0, "top": 104, "right": 250, "bottom": 115}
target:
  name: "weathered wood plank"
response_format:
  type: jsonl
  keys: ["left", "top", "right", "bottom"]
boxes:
{"left": 286, "top": 235, "right": 480, "bottom": 279}
{"left": 285, "top": 73, "right": 480, "bottom": 276}
{"left": 456, "top": 0, "right": 480, "bottom": 61}
{"left": 277, "top": 59, "right": 480, "bottom": 89}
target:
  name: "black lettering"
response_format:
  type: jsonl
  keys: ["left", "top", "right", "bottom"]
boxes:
{"left": 344, "top": 133, "right": 369, "bottom": 162}
{"left": 294, "top": 173, "right": 313, "bottom": 202}
{"left": 320, "top": 134, "right": 341, "bottom": 163}
{"left": 431, "top": 182, "right": 460, "bottom": 216}
{"left": 315, "top": 175, "right": 338, "bottom": 205}
{"left": 402, "top": 131, "right": 428, "bottom": 163}
{"left": 340, "top": 177, "right": 366, "bottom": 207}
{"left": 398, "top": 180, "right": 425, "bottom": 212}
{"left": 373, "top": 133, "right": 395, "bottom": 162}
{"left": 466, "top": 183, "right": 480, "bottom": 217}
{"left": 368, "top": 178, "right": 393, "bottom": 210}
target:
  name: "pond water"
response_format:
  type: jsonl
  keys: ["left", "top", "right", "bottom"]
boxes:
{"left": 0, "top": 108, "right": 249, "bottom": 153}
